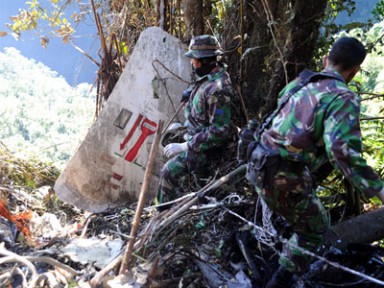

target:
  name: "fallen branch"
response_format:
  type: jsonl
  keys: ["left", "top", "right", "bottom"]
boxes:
{"left": 360, "top": 116, "right": 384, "bottom": 121}
{"left": 146, "top": 164, "right": 246, "bottom": 212}
{"left": 0, "top": 270, "right": 13, "bottom": 288}
{"left": 358, "top": 91, "right": 384, "bottom": 101}
{"left": 80, "top": 213, "right": 95, "bottom": 238}
{"left": 0, "top": 243, "right": 38, "bottom": 288}
{"left": 223, "top": 206, "right": 384, "bottom": 286}
{"left": 119, "top": 120, "right": 164, "bottom": 273}
{"left": 151, "top": 164, "right": 246, "bottom": 243}
{"left": 90, "top": 255, "right": 122, "bottom": 288}
{"left": 26, "top": 256, "right": 78, "bottom": 276}
{"left": 150, "top": 274, "right": 200, "bottom": 287}
{"left": 325, "top": 206, "right": 384, "bottom": 248}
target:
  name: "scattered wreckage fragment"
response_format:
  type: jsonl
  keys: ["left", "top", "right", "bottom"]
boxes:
{"left": 54, "top": 27, "right": 191, "bottom": 212}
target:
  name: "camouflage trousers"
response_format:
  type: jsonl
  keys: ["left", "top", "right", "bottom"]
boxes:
{"left": 156, "top": 150, "right": 209, "bottom": 204}
{"left": 247, "top": 151, "right": 329, "bottom": 273}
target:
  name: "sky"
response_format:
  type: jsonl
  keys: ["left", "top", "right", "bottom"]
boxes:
{"left": 0, "top": 0, "right": 98, "bottom": 86}
{"left": 335, "top": 0, "right": 381, "bottom": 25}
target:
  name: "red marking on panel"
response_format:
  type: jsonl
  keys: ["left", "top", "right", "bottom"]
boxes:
{"left": 112, "top": 173, "right": 123, "bottom": 181}
{"left": 109, "top": 183, "right": 121, "bottom": 190}
{"left": 125, "top": 118, "right": 157, "bottom": 162}
{"left": 120, "top": 114, "right": 144, "bottom": 150}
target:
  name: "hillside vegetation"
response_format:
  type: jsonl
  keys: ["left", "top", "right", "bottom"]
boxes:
{"left": 0, "top": 47, "right": 95, "bottom": 169}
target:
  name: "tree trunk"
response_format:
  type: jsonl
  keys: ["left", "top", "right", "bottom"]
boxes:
{"left": 222, "top": 0, "right": 328, "bottom": 122}
{"left": 158, "top": 0, "right": 170, "bottom": 31}
{"left": 325, "top": 207, "right": 384, "bottom": 248}
{"left": 183, "top": 0, "right": 204, "bottom": 37}
{"left": 265, "top": 0, "right": 328, "bottom": 113}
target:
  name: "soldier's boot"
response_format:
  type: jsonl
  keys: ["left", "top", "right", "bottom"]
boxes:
{"left": 265, "top": 267, "right": 294, "bottom": 288}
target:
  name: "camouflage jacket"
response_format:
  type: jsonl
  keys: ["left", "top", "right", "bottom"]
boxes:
{"left": 184, "top": 64, "right": 233, "bottom": 153}
{"left": 259, "top": 68, "right": 383, "bottom": 198}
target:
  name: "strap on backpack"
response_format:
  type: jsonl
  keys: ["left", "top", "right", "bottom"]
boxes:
{"left": 256, "top": 69, "right": 344, "bottom": 137}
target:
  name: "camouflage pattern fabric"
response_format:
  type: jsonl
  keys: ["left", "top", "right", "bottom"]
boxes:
{"left": 184, "top": 34, "right": 223, "bottom": 59}
{"left": 247, "top": 68, "right": 383, "bottom": 273}
{"left": 157, "top": 150, "right": 208, "bottom": 203}
{"left": 248, "top": 153, "right": 329, "bottom": 273}
{"left": 259, "top": 68, "right": 383, "bottom": 197}
{"left": 157, "top": 64, "right": 234, "bottom": 203}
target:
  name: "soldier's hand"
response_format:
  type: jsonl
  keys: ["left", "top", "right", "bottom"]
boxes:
{"left": 181, "top": 87, "right": 193, "bottom": 103}
{"left": 163, "top": 142, "right": 188, "bottom": 158}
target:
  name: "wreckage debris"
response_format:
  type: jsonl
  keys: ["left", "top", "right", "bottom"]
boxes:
{"left": 1, "top": 142, "right": 384, "bottom": 287}
{"left": 54, "top": 27, "right": 191, "bottom": 212}
{"left": 0, "top": 200, "right": 33, "bottom": 240}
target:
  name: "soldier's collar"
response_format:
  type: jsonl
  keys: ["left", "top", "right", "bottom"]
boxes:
{"left": 196, "top": 65, "right": 225, "bottom": 82}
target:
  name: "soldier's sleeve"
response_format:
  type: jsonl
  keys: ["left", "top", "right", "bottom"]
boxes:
{"left": 188, "top": 89, "right": 232, "bottom": 153}
{"left": 323, "top": 91, "right": 383, "bottom": 198}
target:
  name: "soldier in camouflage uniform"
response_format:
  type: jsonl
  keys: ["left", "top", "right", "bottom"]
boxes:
{"left": 246, "top": 37, "right": 384, "bottom": 287}
{"left": 157, "top": 35, "right": 234, "bottom": 206}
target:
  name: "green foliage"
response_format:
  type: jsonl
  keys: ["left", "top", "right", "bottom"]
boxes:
{"left": 359, "top": 35, "right": 384, "bottom": 180}
{"left": 7, "top": 0, "right": 78, "bottom": 46}
{"left": 361, "top": 119, "right": 384, "bottom": 177}
{"left": 0, "top": 47, "right": 95, "bottom": 170}
{"left": 373, "top": 0, "right": 384, "bottom": 21}
{"left": 0, "top": 142, "right": 60, "bottom": 188}
{"left": 315, "top": 0, "right": 383, "bottom": 65}
{"left": 208, "top": 0, "right": 232, "bottom": 35}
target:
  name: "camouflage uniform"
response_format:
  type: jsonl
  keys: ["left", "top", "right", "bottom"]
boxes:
{"left": 157, "top": 35, "right": 234, "bottom": 203}
{"left": 246, "top": 68, "right": 384, "bottom": 273}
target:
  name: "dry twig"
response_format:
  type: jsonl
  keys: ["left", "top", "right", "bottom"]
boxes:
{"left": 119, "top": 120, "right": 164, "bottom": 273}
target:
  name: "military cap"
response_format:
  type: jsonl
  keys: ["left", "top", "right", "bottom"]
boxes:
{"left": 184, "top": 35, "right": 223, "bottom": 59}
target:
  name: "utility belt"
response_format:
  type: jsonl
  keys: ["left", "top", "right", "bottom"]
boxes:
{"left": 246, "top": 145, "right": 306, "bottom": 189}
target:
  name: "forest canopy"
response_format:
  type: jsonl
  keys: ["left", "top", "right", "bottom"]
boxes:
{"left": 0, "top": 47, "right": 95, "bottom": 169}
